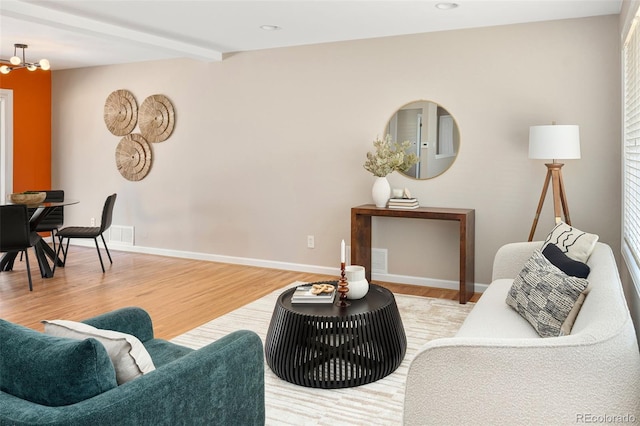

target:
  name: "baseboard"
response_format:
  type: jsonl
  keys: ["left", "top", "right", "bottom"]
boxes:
{"left": 374, "top": 272, "right": 488, "bottom": 293}
{"left": 67, "top": 240, "right": 488, "bottom": 293}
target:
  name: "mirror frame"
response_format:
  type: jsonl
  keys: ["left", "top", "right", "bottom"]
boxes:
{"left": 384, "top": 100, "right": 460, "bottom": 180}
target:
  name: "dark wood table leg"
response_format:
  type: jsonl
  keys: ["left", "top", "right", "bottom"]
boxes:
{"left": 0, "top": 252, "right": 18, "bottom": 271}
{"left": 32, "top": 237, "right": 54, "bottom": 278}
{"left": 459, "top": 211, "right": 475, "bottom": 304}
{"left": 0, "top": 239, "right": 55, "bottom": 278}
{"left": 40, "top": 236, "right": 62, "bottom": 266}
{"left": 29, "top": 207, "right": 63, "bottom": 278}
{"left": 28, "top": 231, "right": 62, "bottom": 278}
{"left": 351, "top": 210, "right": 372, "bottom": 282}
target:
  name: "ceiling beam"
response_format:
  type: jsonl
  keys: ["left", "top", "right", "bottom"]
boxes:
{"left": 0, "top": 0, "right": 223, "bottom": 62}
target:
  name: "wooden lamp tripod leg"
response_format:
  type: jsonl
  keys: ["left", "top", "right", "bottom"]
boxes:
{"left": 556, "top": 167, "right": 571, "bottom": 226}
{"left": 528, "top": 163, "right": 571, "bottom": 242}
{"left": 528, "top": 168, "right": 552, "bottom": 242}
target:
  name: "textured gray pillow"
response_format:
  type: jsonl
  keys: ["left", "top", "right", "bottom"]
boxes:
{"left": 506, "top": 249, "right": 589, "bottom": 337}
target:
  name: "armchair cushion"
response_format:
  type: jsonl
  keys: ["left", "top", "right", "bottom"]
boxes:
{"left": 42, "top": 320, "right": 156, "bottom": 384}
{"left": 0, "top": 319, "right": 117, "bottom": 407}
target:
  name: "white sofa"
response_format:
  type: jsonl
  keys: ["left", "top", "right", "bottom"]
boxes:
{"left": 404, "top": 241, "right": 640, "bottom": 425}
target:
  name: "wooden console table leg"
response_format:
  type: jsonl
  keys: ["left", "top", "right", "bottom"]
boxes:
{"left": 351, "top": 211, "right": 372, "bottom": 282}
{"left": 460, "top": 212, "right": 475, "bottom": 304}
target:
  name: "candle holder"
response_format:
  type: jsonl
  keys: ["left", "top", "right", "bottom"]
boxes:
{"left": 335, "top": 261, "right": 351, "bottom": 307}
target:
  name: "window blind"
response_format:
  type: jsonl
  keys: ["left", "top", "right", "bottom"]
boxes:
{"left": 623, "top": 13, "right": 640, "bottom": 283}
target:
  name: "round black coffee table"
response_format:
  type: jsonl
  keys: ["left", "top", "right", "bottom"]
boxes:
{"left": 264, "top": 283, "right": 407, "bottom": 388}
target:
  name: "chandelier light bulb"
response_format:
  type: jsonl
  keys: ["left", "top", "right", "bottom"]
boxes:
{"left": 1, "top": 43, "right": 49, "bottom": 73}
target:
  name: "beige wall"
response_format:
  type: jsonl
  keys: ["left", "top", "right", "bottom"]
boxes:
{"left": 52, "top": 15, "right": 620, "bottom": 289}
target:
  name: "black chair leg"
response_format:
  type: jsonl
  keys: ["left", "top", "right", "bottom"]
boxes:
{"left": 60, "top": 236, "right": 69, "bottom": 264}
{"left": 53, "top": 237, "right": 69, "bottom": 274}
{"left": 100, "top": 233, "right": 113, "bottom": 265}
{"left": 23, "top": 249, "right": 33, "bottom": 291}
{"left": 53, "top": 239, "right": 61, "bottom": 274}
{"left": 94, "top": 238, "right": 105, "bottom": 273}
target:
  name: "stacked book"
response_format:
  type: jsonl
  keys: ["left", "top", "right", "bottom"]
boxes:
{"left": 291, "top": 283, "right": 336, "bottom": 304}
{"left": 387, "top": 197, "right": 419, "bottom": 209}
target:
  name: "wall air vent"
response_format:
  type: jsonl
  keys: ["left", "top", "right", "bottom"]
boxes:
{"left": 109, "top": 225, "right": 134, "bottom": 246}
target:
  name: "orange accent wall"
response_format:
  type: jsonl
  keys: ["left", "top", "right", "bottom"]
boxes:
{"left": 0, "top": 68, "right": 51, "bottom": 192}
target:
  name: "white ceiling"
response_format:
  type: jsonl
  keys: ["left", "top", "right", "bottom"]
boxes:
{"left": 0, "top": 0, "right": 623, "bottom": 71}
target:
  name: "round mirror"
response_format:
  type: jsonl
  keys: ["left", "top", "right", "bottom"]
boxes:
{"left": 384, "top": 100, "right": 460, "bottom": 179}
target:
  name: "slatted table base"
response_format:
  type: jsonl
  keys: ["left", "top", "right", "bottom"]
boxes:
{"left": 265, "top": 284, "right": 407, "bottom": 388}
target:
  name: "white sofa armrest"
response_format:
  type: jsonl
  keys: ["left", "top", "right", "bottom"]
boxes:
{"left": 491, "top": 241, "right": 542, "bottom": 281}
{"left": 404, "top": 326, "right": 640, "bottom": 426}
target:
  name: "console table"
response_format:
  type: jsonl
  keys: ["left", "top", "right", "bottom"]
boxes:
{"left": 351, "top": 204, "right": 475, "bottom": 304}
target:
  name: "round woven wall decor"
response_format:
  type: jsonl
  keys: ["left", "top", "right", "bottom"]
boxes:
{"left": 115, "top": 133, "right": 152, "bottom": 181}
{"left": 104, "top": 89, "right": 138, "bottom": 136}
{"left": 139, "top": 94, "right": 175, "bottom": 143}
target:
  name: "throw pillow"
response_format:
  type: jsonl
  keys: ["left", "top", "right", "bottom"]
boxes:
{"left": 43, "top": 320, "right": 156, "bottom": 384}
{"left": 0, "top": 319, "right": 117, "bottom": 407}
{"left": 542, "top": 221, "right": 598, "bottom": 263}
{"left": 505, "top": 249, "right": 589, "bottom": 337}
{"left": 542, "top": 243, "right": 590, "bottom": 279}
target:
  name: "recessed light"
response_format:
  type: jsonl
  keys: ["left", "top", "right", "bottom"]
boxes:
{"left": 260, "top": 25, "right": 281, "bottom": 31}
{"left": 435, "top": 2, "right": 459, "bottom": 10}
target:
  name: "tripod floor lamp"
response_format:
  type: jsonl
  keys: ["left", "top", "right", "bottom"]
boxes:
{"left": 527, "top": 124, "right": 581, "bottom": 241}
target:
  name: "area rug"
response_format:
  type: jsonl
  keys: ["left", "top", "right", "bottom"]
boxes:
{"left": 171, "top": 283, "right": 475, "bottom": 426}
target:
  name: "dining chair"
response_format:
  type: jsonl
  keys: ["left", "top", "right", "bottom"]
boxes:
{"left": 0, "top": 204, "right": 34, "bottom": 290}
{"left": 23, "top": 190, "right": 64, "bottom": 256}
{"left": 54, "top": 193, "right": 117, "bottom": 273}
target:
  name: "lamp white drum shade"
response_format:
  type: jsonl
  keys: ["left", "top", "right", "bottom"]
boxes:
{"left": 528, "top": 125, "right": 581, "bottom": 160}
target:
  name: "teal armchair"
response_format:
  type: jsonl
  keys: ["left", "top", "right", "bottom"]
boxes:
{"left": 0, "top": 307, "right": 265, "bottom": 425}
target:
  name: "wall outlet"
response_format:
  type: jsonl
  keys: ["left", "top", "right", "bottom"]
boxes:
{"left": 90, "top": 217, "right": 95, "bottom": 226}
{"left": 307, "top": 235, "right": 315, "bottom": 249}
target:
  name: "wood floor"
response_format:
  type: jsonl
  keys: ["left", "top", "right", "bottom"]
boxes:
{"left": 0, "top": 245, "right": 480, "bottom": 339}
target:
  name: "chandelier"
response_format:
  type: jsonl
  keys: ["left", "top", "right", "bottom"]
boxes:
{"left": 0, "top": 43, "right": 50, "bottom": 74}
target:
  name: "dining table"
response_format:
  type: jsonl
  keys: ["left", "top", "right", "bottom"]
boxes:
{"left": 0, "top": 199, "right": 79, "bottom": 278}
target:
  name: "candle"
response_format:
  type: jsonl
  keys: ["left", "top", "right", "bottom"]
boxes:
{"left": 341, "top": 239, "right": 345, "bottom": 263}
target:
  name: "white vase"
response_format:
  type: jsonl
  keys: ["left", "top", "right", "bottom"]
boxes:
{"left": 345, "top": 265, "right": 369, "bottom": 300}
{"left": 372, "top": 176, "right": 391, "bottom": 207}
